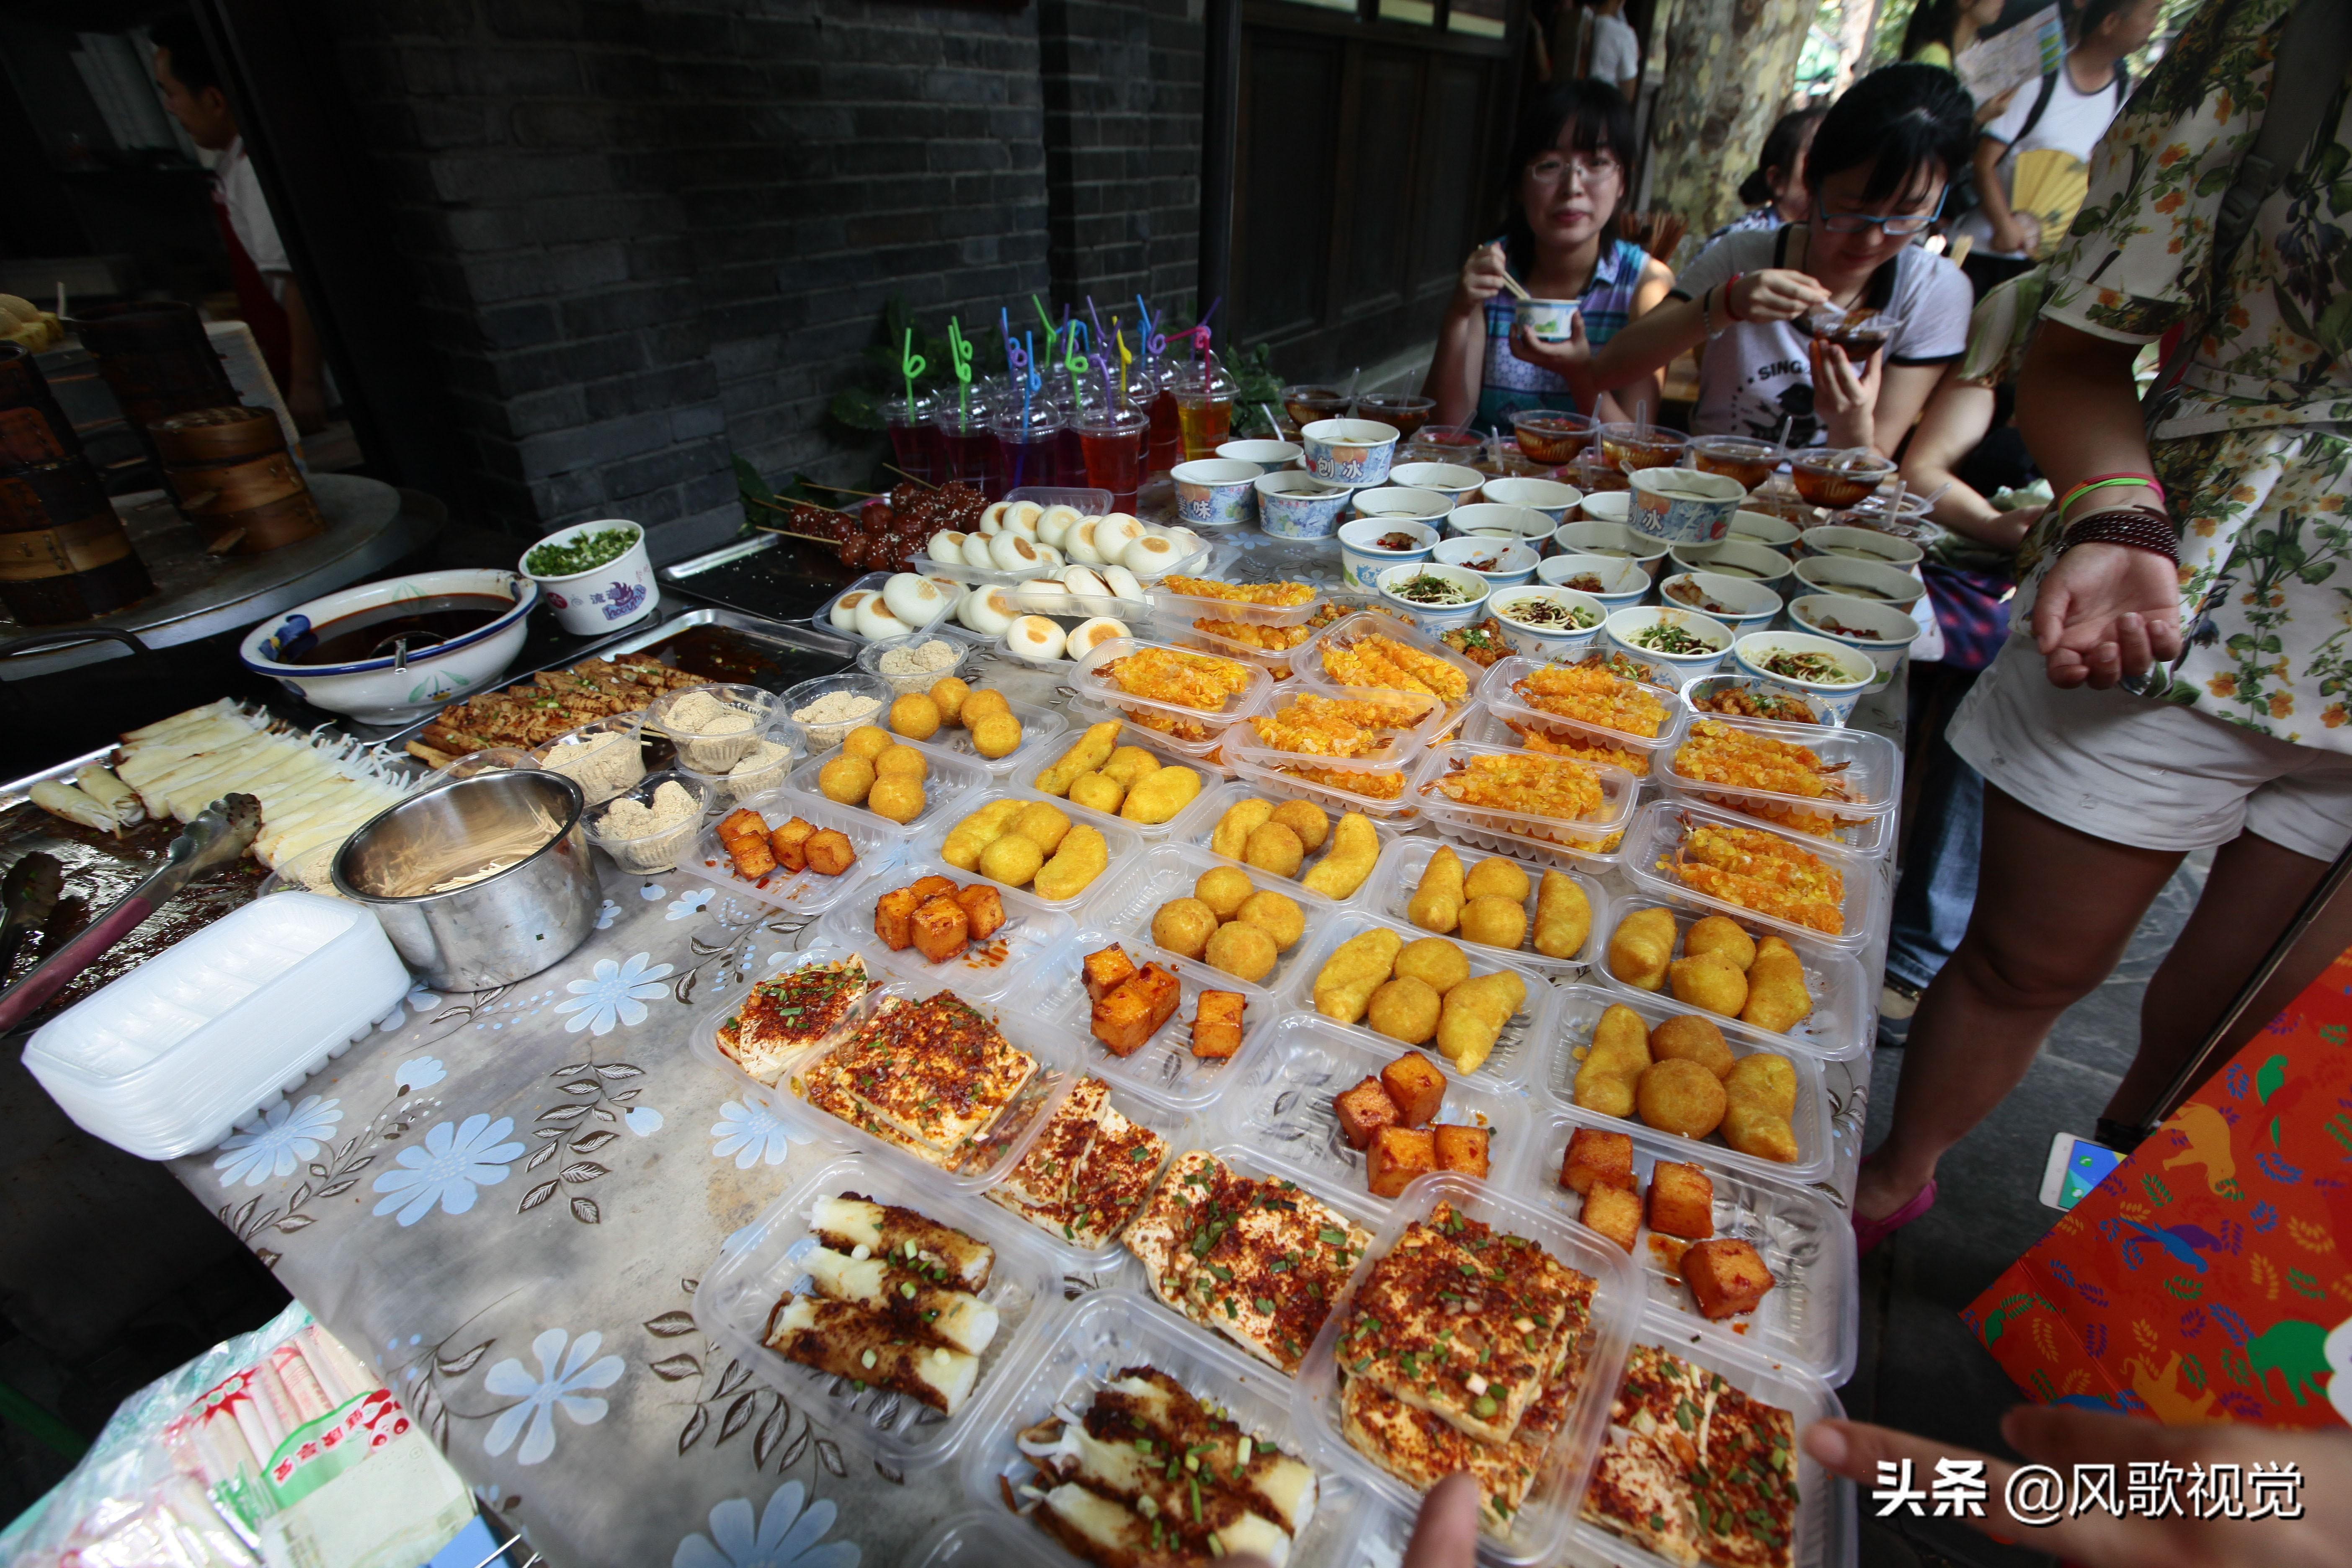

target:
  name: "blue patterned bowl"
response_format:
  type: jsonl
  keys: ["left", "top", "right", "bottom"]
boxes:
{"left": 1300, "top": 418, "right": 1400, "bottom": 487}
{"left": 1255, "top": 469, "right": 1356, "bottom": 539}
{"left": 1172, "top": 459, "right": 1263, "bottom": 527}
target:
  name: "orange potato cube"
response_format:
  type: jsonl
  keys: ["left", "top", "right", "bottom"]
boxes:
{"left": 804, "top": 828, "right": 856, "bottom": 877}
{"left": 1581, "top": 1182, "right": 1642, "bottom": 1253}
{"left": 1431, "top": 1124, "right": 1490, "bottom": 1179}
{"left": 954, "top": 882, "right": 1004, "bottom": 941}
{"left": 874, "top": 886, "right": 921, "bottom": 950}
{"left": 1682, "top": 1238, "right": 1776, "bottom": 1319}
{"left": 1561, "top": 1127, "right": 1636, "bottom": 1195}
{"left": 907, "top": 874, "right": 958, "bottom": 904}
{"left": 718, "top": 807, "right": 766, "bottom": 842}
{"left": 1191, "top": 990, "right": 1246, "bottom": 1059}
{"left": 726, "top": 832, "right": 776, "bottom": 879}
{"left": 770, "top": 816, "right": 817, "bottom": 874}
{"left": 1366, "top": 1125, "right": 1436, "bottom": 1198}
{"left": 1083, "top": 945, "right": 1139, "bottom": 1004}
{"left": 1646, "top": 1161, "right": 1716, "bottom": 1240}
{"left": 1334, "top": 1077, "right": 1400, "bottom": 1149}
{"left": 1092, "top": 965, "right": 1183, "bottom": 1057}
{"left": 910, "top": 894, "right": 971, "bottom": 964}
{"left": 1379, "top": 1053, "right": 1448, "bottom": 1129}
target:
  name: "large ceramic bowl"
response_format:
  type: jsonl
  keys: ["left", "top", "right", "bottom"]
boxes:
{"left": 239, "top": 568, "right": 537, "bottom": 724}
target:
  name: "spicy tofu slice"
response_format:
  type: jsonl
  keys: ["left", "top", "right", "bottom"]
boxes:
{"left": 1334, "top": 1077, "right": 1399, "bottom": 1150}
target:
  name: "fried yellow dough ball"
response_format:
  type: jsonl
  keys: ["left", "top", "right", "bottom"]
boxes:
{"left": 1300, "top": 812, "right": 1377, "bottom": 899}
{"left": 874, "top": 744, "right": 928, "bottom": 781}
{"left": 1210, "top": 798, "right": 1274, "bottom": 860}
{"left": 1533, "top": 870, "right": 1591, "bottom": 959}
{"left": 928, "top": 676, "right": 971, "bottom": 725}
{"left": 1393, "top": 936, "right": 1469, "bottom": 996}
{"left": 1721, "top": 1053, "right": 1800, "bottom": 1163}
{"left": 889, "top": 692, "right": 941, "bottom": 740}
{"left": 978, "top": 833, "right": 1044, "bottom": 887}
{"left": 1152, "top": 897, "right": 1220, "bottom": 959}
{"left": 1195, "top": 866, "right": 1255, "bottom": 922}
{"left": 1649, "top": 1013, "right": 1736, "bottom": 1080}
{"left": 1739, "top": 936, "right": 1813, "bottom": 1032}
{"left": 1459, "top": 894, "right": 1528, "bottom": 951}
{"left": 818, "top": 755, "right": 875, "bottom": 805}
{"left": 961, "top": 688, "right": 1011, "bottom": 727}
{"left": 1668, "top": 952, "right": 1749, "bottom": 1018}
{"left": 1268, "top": 798, "right": 1329, "bottom": 854}
{"left": 1068, "top": 772, "right": 1124, "bottom": 815}
{"left": 1314, "top": 928, "right": 1403, "bottom": 1024}
{"left": 1637, "top": 1058, "right": 1728, "bottom": 1140}
{"left": 1243, "top": 821, "right": 1305, "bottom": 878}
{"left": 843, "top": 725, "right": 893, "bottom": 762}
{"left": 1204, "top": 920, "right": 1279, "bottom": 984}
{"left": 865, "top": 774, "right": 925, "bottom": 824}
{"left": 1011, "top": 801, "right": 1071, "bottom": 855}
{"left": 1406, "top": 845, "right": 1465, "bottom": 935}
{"left": 1463, "top": 857, "right": 1531, "bottom": 905}
{"left": 970, "top": 712, "right": 1023, "bottom": 759}
{"left": 1684, "top": 915, "right": 1757, "bottom": 972}
{"left": 1606, "top": 906, "right": 1676, "bottom": 991}
{"left": 1573, "top": 1003, "right": 1651, "bottom": 1118}
{"left": 1367, "top": 976, "right": 1442, "bottom": 1046}
{"left": 1235, "top": 889, "right": 1305, "bottom": 951}
{"left": 941, "top": 799, "right": 1025, "bottom": 870}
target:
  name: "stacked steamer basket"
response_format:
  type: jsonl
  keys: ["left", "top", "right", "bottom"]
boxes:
{"left": 149, "top": 405, "right": 325, "bottom": 554}
{"left": 0, "top": 343, "right": 153, "bottom": 624}
{"left": 73, "top": 302, "right": 239, "bottom": 467}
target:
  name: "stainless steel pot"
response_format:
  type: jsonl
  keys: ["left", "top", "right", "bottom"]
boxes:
{"left": 333, "top": 771, "right": 599, "bottom": 990}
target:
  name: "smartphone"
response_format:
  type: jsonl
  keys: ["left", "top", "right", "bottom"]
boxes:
{"left": 2040, "top": 1131, "right": 2124, "bottom": 1211}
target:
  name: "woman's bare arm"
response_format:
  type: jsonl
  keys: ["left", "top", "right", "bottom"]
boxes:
{"left": 1597, "top": 257, "right": 1675, "bottom": 420}
{"left": 1901, "top": 369, "right": 2037, "bottom": 549}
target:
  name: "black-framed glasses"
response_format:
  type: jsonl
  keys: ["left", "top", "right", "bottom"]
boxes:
{"left": 1816, "top": 190, "right": 1947, "bottom": 237}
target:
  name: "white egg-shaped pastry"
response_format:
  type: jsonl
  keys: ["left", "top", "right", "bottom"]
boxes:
{"left": 881, "top": 572, "right": 951, "bottom": 629}
{"left": 1067, "top": 518, "right": 1104, "bottom": 565}
{"left": 1005, "top": 614, "right": 1068, "bottom": 662}
{"left": 1033, "top": 542, "right": 1064, "bottom": 568}
{"left": 1006, "top": 501, "right": 1043, "bottom": 538}
{"left": 977, "top": 501, "right": 1009, "bottom": 535}
{"left": 1060, "top": 566, "right": 1110, "bottom": 600}
{"left": 1067, "top": 617, "right": 1130, "bottom": 659}
{"left": 1014, "top": 577, "right": 1065, "bottom": 609}
{"left": 926, "top": 573, "right": 965, "bottom": 601}
{"left": 989, "top": 531, "right": 1043, "bottom": 572}
{"left": 854, "top": 593, "right": 910, "bottom": 642}
{"left": 928, "top": 530, "right": 969, "bottom": 565}
{"left": 829, "top": 589, "right": 872, "bottom": 633}
{"left": 1122, "top": 534, "right": 1182, "bottom": 576}
{"left": 1097, "top": 513, "right": 1146, "bottom": 557}
{"left": 1165, "top": 526, "right": 1207, "bottom": 558}
{"left": 1101, "top": 564, "right": 1148, "bottom": 602}
{"left": 1037, "top": 505, "right": 1081, "bottom": 549}
{"left": 961, "top": 585, "right": 1021, "bottom": 636}
{"left": 961, "top": 532, "right": 998, "bottom": 568}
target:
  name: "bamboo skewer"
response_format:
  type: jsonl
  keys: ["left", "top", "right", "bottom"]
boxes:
{"left": 885, "top": 465, "right": 936, "bottom": 490}
{"left": 798, "top": 481, "right": 880, "bottom": 497}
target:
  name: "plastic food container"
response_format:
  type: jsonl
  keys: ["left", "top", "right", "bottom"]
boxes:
{"left": 905, "top": 1511, "right": 1061, "bottom": 1568}
{"left": 777, "top": 670, "right": 894, "bottom": 752}
{"left": 24, "top": 892, "right": 412, "bottom": 1160}
{"left": 913, "top": 786, "right": 1145, "bottom": 911}
{"left": 1361, "top": 834, "right": 1609, "bottom": 977}
{"left": 813, "top": 856, "right": 1077, "bottom": 1005}
{"left": 1516, "top": 1109, "right": 1858, "bottom": 1384}
{"left": 811, "top": 571, "right": 902, "bottom": 641}
{"left": 1414, "top": 738, "right": 1641, "bottom": 872}
{"left": 1164, "top": 776, "right": 1407, "bottom": 901}
{"left": 645, "top": 682, "right": 778, "bottom": 773}
{"left": 1058, "top": 697, "right": 1243, "bottom": 771}
{"left": 1227, "top": 746, "right": 1424, "bottom": 823}
{"left": 1677, "top": 673, "right": 1843, "bottom": 729}
{"left": 856, "top": 629, "right": 988, "bottom": 695}
{"left": 579, "top": 768, "right": 712, "bottom": 874}
{"left": 1143, "top": 581, "right": 1323, "bottom": 629}
{"left": 1292, "top": 612, "right": 1483, "bottom": 730}
{"left": 1144, "top": 609, "right": 1318, "bottom": 680}
{"left": 1290, "top": 1171, "right": 1643, "bottom": 1567}
{"left": 1277, "top": 907, "right": 1565, "bottom": 1092}
{"left": 1592, "top": 898, "right": 1872, "bottom": 1062}
{"left": 1017, "top": 723, "right": 1220, "bottom": 839}
{"left": 690, "top": 1150, "right": 1068, "bottom": 1466}
{"left": 1030, "top": 928, "right": 1279, "bottom": 1109}
{"left": 685, "top": 942, "right": 880, "bottom": 1095}
{"left": 1546, "top": 983, "right": 1832, "bottom": 1183}
{"left": 531, "top": 710, "right": 647, "bottom": 806}
{"left": 671, "top": 730, "right": 794, "bottom": 809}
{"left": 917, "top": 696, "right": 1070, "bottom": 779}
{"left": 1083, "top": 841, "right": 1342, "bottom": 1000}
{"left": 781, "top": 732, "right": 991, "bottom": 834}
{"left": 671, "top": 789, "right": 905, "bottom": 918}
{"left": 1233, "top": 678, "right": 1449, "bottom": 771}
{"left": 1070, "top": 635, "right": 1273, "bottom": 748}
{"left": 1656, "top": 711, "right": 1900, "bottom": 852}
{"left": 1623, "top": 799, "right": 1889, "bottom": 956}
{"left": 1477, "top": 655, "right": 1686, "bottom": 777}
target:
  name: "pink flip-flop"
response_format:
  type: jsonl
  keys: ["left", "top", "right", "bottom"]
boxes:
{"left": 1853, "top": 1176, "right": 1936, "bottom": 1256}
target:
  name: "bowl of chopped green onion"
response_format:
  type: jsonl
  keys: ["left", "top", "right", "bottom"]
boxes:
{"left": 1603, "top": 604, "right": 1734, "bottom": 681}
{"left": 519, "top": 518, "right": 658, "bottom": 636}
{"left": 1374, "top": 561, "right": 1490, "bottom": 631}
{"left": 1733, "top": 629, "right": 1876, "bottom": 723}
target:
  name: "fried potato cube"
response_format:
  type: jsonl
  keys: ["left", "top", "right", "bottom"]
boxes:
{"left": 1366, "top": 1125, "right": 1436, "bottom": 1198}
{"left": 1463, "top": 856, "right": 1530, "bottom": 904}
{"left": 908, "top": 874, "right": 958, "bottom": 903}
{"left": 1581, "top": 1181, "right": 1642, "bottom": 1252}
{"left": 1083, "top": 944, "right": 1139, "bottom": 1004}
{"left": 804, "top": 829, "right": 856, "bottom": 877}
{"left": 1191, "top": 990, "right": 1246, "bottom": 1060}
{"left": 1431, "top": 1124, "right": 1490, "bottom": 1179}
{"left": 1092, "top": 964, "right": 1182, "bottom": 1056}
{"left": 1379, "top": 1052, "right": 1448, "bottom": 1128}
{"left": 1650, "top": 1013, "right": 1736, "bottom": 1079}
{"left": 726, "top": 832, "right": 776, "bottom": 879}
{"left": 1682, "top": 1238, "right": 1776, "bottom": 1319}
{"left": 1367, "top": 975, "right": 1442, "bottom": 1046}
{"left": 1637, "top": 1059, "right": 1728, "bottom": 1140}
{"left": 718, "top": 807, "right": 766, "bottom": 843}
{"left": 1561, "top": 1127, "right": 1635, "bottom": 1194}
{"left": 771, "top": 815, "right": 818, "bottom": 873}
{"left": 1669, "top": 952, "right": 1749, "bottom": 1018}
{"left": 1684, "top": 915, "right": 1756, "bottom": 972}
{"left": 1739, "top": 936, "right": 1813, "bottom": 1033}
{"left": 1647, "top": 1161, "right": 1716, "bottom": 1240}
{"left": 1335, "top": 1076, "right": 1400, "bottom": 1149}
{"left": 910, "top": 895, "right": 971, "bottom": 964}
{"left": 1607, "top": 905, "right": 1677, "bottom": 991}
{"left": 954, "top": 882, "right": 1004, "bottom": 941}
{"left": 875, "top": 885, "right": 921, "bottom": 950}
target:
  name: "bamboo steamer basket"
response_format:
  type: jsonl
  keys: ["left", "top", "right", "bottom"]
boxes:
{"left": 0, "top": 454, "right": 153, "bottom": 625}
{"left": 151, "top": 405, "right": 324, "bottom": 554}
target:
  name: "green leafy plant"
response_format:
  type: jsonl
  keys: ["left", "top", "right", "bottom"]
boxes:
{"left": 830, "top": 296, "right": 1014, "bottom": 433}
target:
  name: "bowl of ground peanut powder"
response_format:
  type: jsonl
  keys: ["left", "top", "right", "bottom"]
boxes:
{"left": 778, "top": 672, "right": 891, "bottom": 753}
{"left": 582, "top": 769, "right": 711, "bottom": 873}
{"left": 854, "top": 629, "right": 982, "bottom": 695}
{"left": 531, "top": 712, "right": 649, "bottom": 806}
{"left": 647, "top": 683, "right": 778, "bottom": 773}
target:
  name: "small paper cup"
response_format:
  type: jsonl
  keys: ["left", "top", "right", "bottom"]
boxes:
{"left": 1350, "top": 485, "right": 1455, "bottom": 526}
{"left": 1788, "top": 592, "right": 1919, "bottom": 691}
{"left": 1433, "top": 534, "right": 1540, "bottom": 588}
{"left": 1576, "top": 490, "right": 1634, "bottom": 526}
{"left": 1537, "top": 552, "right": 1651, "bottom": 609}
{"left": 1216, "top": 438, "right": 1302, "bottom": 469}
{"left": 1733, "top": 629, "right": 1877, "bottom": 723}
{"left": 1514, "top": 297, "right": 1579, "bottom": 342}
{"left": 1338, "top": 516, "right": 1440, "bottom": 590}
{"left": 1629, "top": 466, "right": 1747, "bottom": 545}
{"left": 1254, "top": 469, "right": 1356, "bottom": 539}
{"left": 1604, "top": 604, "right": 1734, "bottom": 681}
{"left": 1171, "top": 458, "right": 1263, "bottom": 527}
{"left": 1300, "top": 418, "right": 1400, "bottom": 486}
{"left": 1375, "top": 561, "right": 1490, "bottom": 630}
{"left": 519, "top": 519, "right": 658, "bottom": 635}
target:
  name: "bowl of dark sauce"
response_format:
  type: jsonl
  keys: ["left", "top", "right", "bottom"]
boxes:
{"left": 238, "top": 568, "right": 538, "bottom": 723}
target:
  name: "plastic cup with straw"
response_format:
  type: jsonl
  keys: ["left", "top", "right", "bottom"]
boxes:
{"left": 887, "top": 327, "right": 934, "bottom": 484}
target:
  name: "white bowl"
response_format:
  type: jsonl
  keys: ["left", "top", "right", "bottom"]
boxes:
{"left": 1788, "top": 592, "right": 1919, "bottom": 691}
{"left": 1576, "top": 490, "right": 1634, "bottom": 526}
{"left": 1733, "top": 629, "right": 1877, "bottom": 723}
{"left": 1795, "top": 524, "right": 1926, "bottom": 570}
{"left": 1671, "top": 536, "right": 1800, "bottom": 586}
{"left": 1338, "top": 516, "right": 1440, "bottom": 591}
{"left": 1216, "top": 438, "right": 1303, "bottom": 470}
{"left": 1445, "top": 502, "right": 1551, "bottom": 543}
{"left": 1656, "top": 570, "right": 1782, "bottom": 634}
{"left": 1433, "top": 535, "right": 1539, "bottom": 588}
{"left": 1486, "top": 585, "right": 1606, "bottom": 659}
{"left": 1725, "top": 509, "right": 1804, "bottom": 551}
{"left": 1538, "top": 552, "right": 1651, "bottom": 609}
{"left": 239, "top": 568, "right": 537, "bottom": 723}
{"left": 1350, "top": 485, "right": 1454, "bottom": 524}
{"left": 1553, "top": 519, "right": 1672, "bottom": 578}
{"left": 1387, "top": 461, "right": 1485, "bottom": 506}
{"left": 1793, "top": 554, "right": 1925, "bottom": 610}
{"left": 1375, "top": 560, "right": 1490, "bottom": 630}
{"left": 1603, "top": 603, "right": 1734, "bottom": 681}
{"left": 518, "top": 519, "right": 658, "bottom": 635}
{"left": 1478, "top": 476, "right": 1582, "bottom": 524}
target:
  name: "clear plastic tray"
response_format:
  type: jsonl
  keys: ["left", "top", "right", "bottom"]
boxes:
{"left": 905, "top": 1511, "right": 1061, "bottom": 1568}
{"left": 1593, "top": 899, "right": 1872, "bottom": 1062}
{"left": 775, "top": 669, "right": 895, "bottom": 752}
{"left": 913, "top": 785, "right": 1144, "bottom": 912}
{"left": 780, "top": 733, "right": 993, "bottom": 834}
{"left": 812, "top": 573, "right": 980, "bottom": 644}
{"left": 1362, "top": 835, "right": 1612, "bottom": 978}
{"left": 1277, "top": 907, "right": 1566, "bottom": 1093}
{"left": 979, "top": 1070, "right": 1193, "bottom": 1273}
{"left": 1163, "top": 777, "right": 1408, "bottom": 904}
{"left": 1225, "top": 1013, "right": 1534, "bottom": 1211}
{"left": 856, "top": 629, "right": 992, "bottom": 695}
{"left": 813, "top": 856, "right": 1078, "bottom": 1006}
{"left": 765, "top": 975, "right": 1089, "bottom": 1192}
{"left": 1476, "top": 655, "right": 1687, "bottom": 777}
{"left": 1144, "top": 581, "right": 1326, "bottom": 629}
{"left": 1545, "top": 984, "right": 1833, "bottom": 1184}
{"left": 1070, "top": 635, "right": 1274, "bottom": 747}
{"left": 1292, "top": 611, "right": 1483, "bottom": 729}
{"left": 1565, "top": 1319, "right": 1855, "bottom": 1568}
{"left": 1413, "top": 739, "right": 1640, "bottom": 872}
{"left": 1622, "top": 799, "right": 1889, "bottom": 956}
{"left": 923, "top": 696, "right": 1072, "bottom": 778}
{"left": 1032, "top": 928, "right": 1280, "bottom": 1110}
{"left": 1657, "top": 712, "right": 1899, "bottom": 852}
{"left": 685, "top": 942, "right": 881, "bottom": 1096}
{"left": 1290, "top": 1171, "right": 1645, "bottom": 1567}
{"left": 1009, "top": 484, "right": 1113, "bottom": 513}
{"left": 1014, "top": 723, "right": 1222, "bottom": 840}
{"left": 1056, "top": 698, "right": 1243, "bottom": 773}
{"left": 1227, "top": 748, "right": 1425, "bottom": 822}
{"left": 690, "top": 1150, "right": 1070, "bottom": 1466}
{"left": 671, "top": 789, "right": 908, "bottom": 917}
{"left": 1678, "top": 672, "right": 1844, "bottom": 729}
{"left": 958, "top": 1287, "right": 1356, "bottom": 1564}
{"left": 1142, "top": 606, "right": 1320, "bottom": 679}
{"left": 1230, "top": 678, "right": 1451, "bottom": 769}
{"left": 1082, "top": 841, "right": 1342, "bottom": 1000}
{"left": 1514, "top": 1107, "right": 1858, "bottom": 1385}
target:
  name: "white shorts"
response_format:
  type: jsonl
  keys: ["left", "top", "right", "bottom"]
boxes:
{"left": 1948, "top": 639, "right": 2352, "bottom": 861}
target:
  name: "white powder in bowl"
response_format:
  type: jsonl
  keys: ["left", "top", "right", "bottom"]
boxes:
{"left": 541, "top": 729, "right": 644, "bottom": 804}
{"left": 878, "top": 639, "right": 960, "bottom": 678}
{"left": 593, "top": 780, "right": 702, "bottom": 872}
{"left": 792, "top": 690, "right": 882, "bottom": 749}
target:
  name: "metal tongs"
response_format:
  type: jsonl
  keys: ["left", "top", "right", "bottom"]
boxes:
{"left": 0, "top": 793, "right": 262, "bottom": 1034}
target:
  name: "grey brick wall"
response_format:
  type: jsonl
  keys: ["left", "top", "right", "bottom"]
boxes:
{"left": 323, "top": 0, "right": 1202, "bottom": 561}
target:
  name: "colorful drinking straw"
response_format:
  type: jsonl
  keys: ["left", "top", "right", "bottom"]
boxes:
{"left": 900, "top": 328, "right": 925, "bottom": 418}
{"left": 946, "top": 319, "right": 974, "bottom": 425}
{"left": 1116, "top": 322, "right": 1132, "bottom": 405}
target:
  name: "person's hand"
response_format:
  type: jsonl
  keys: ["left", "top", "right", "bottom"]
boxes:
{"left": 1454, "top": 242, "right": 1511, "bottom": 315}
{"left": 1986, "top": 495, "right": 2045, "bottom": 551}
{"left": 1973, "top": 85, "right": 2019, "bottom": 126}
{"left": 1805, "top": 1407, "right": 2352, "bottom": 1568}
{"left": 1510, "top": 316, "right": 1599, "bottom": 400}
{"left": 1224, "top": 1470, "right": 1481, "bottom": 1568}
{"left": 2031, "top": 540, "right": 2184, "bottom": 689}
{"left": 1809, "top": 337, "right": 1880, "bottom": 452}
{"left": 1728, "top": 269, "right": 1828, "bottom": 325}
{"left": 1991, "top": 212, "right": 2038, "bottom": 257}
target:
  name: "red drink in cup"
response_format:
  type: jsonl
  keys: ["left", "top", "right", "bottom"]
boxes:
{"left": 885, "top": 392, "right": 939, "bottom": 484}
{"left": 1077, "top": 406, "right": 1150, "bottom": 511}
{"left": 1143, "top": 365, "right": 1182, "bottom": 476}
{"left": 934, "top": 404, "right": 993, "bottom": 490}
{"left": 990, "top": 404, "right": 1063, "bottom": 498}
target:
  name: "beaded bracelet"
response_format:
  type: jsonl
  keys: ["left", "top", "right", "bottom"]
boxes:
{"left": 1722, "top": 273, "right": 1748, "bottom": 322}
{"left": 2061, "top": 506, "right": 2179, "bottom": 563}
{"left": 2058, "top": 473, "right": 2165, "bottom": 524}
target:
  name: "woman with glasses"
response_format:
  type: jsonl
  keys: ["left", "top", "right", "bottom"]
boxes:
{"left": 1423, "top": 81, "right": 1672, "bottom": 433}
{"left": 1524, "top": 64, "right": 1976, "bottom": 453}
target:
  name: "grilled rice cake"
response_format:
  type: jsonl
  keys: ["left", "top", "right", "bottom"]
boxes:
{"left": 795, "top": 993, "right": 1038, "bottom": 1165}
{"left": 717, "top": 957, "right": 872, "bottom": 1084}
{"left": 811, "top": 1192, "right": 993, "bottom": 1292}
{"left": 1017, "top": 1365, "right": 1316, "bottom": 1566}
{"left": 1337, "top": 1202, "right": 1595, "bottom": 1445}
{"left": 763, "top": 1294, "right": 980, "bottom": 1414}
{"left": 1125, "top": 1150, "right": 1370, "bottom": 1375}
{"left": 989, "top": 1077, "right": 1171, "bottom": 1250}
{"left": 1581, "top": 1345, "right": 1799, "bottom": 1568}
